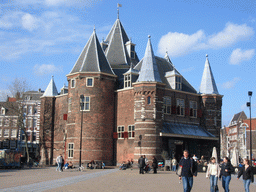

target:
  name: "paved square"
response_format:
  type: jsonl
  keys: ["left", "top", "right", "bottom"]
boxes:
{"left": 0, "top": 167, "right": 255, "bottom": 192}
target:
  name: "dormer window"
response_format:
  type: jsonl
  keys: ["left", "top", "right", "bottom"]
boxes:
{"left": 124, "top": 74, "right": 131, "bottom": 88}
{"left": 175, "top": 76, "right": 182, "bottom": 90}
{"left": 125, "top": 41, "right": 136, "bottom": 60}
{"left": 131, "top": 45, "right": 135, "bottom": 59}
{"left": 1, "top": 107, "right": 6, "bottom": 115}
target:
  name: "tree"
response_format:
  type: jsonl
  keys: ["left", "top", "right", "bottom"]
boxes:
{"left": 3, "top": 78, "right": 31, "bottom": 163}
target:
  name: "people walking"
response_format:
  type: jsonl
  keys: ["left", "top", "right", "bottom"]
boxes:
{"left": 178, "top": 150, "right": 197, "bottom": 192}
{"left": 152, "top": 156, "right": 158, "bottom": 174}
{"left": 138, "top": 155, "right": 145, "bottom": 174}
{"left": 237, "top": 158, "right": 254, "bottom": 192}
{"left": 206, "top": 157, "right": 221, "bottom": 192}
{"left": 56, "top": 154, "right": 63, "bottom": 172}
{"left": 220, "top": 157, "right": 232, "bottom": 192}
{"left": 172, "top": 157, "right": 177, "bottom": 172}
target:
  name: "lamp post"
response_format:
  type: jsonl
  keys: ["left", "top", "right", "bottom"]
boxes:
{"left": 247, "top": 91, "right": 252, "bottom": 164}
{"left": 79, "top": 95, "right": 84, "bottom": 167}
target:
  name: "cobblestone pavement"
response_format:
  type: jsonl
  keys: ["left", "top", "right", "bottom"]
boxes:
{"left": 0, "top": 167, "right": 256, "bottom": 192}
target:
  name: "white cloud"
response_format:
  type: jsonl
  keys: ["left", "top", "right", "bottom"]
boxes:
{"left": 229, "top": 48, "right": 255, "bottom": 65}
{"left": 0, "top": 11, "right": 24, "bottom": 29}
{"left": 21, "top": 13, "right": 40, "bottom": 31}
{"left": 221, "top": 77, "right": 240, "bottom": 89}
{"left": 208, "top": 23, "right": 254, "bottom": 48}
{"left": 158, "top": 23, "right": 254, "bottom": 57}
{"left": 44, "top": 0, "right": 101, "bottom": 7}
{"left": 34, "top": 64, "right": 63, "bottom": 76}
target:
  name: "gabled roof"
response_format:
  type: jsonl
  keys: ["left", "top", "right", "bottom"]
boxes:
{"left": 69, "top": 29, "right": 114, "bottom": 75}
{"left": 104, "top": 19, "right": 139, "bottom": 68}
{"left": 199, "top": 55, "right": 219, "bottom": 94}
{"left": 43, "top": 76, "right": 58, "bottom": 97}
{"left": 229, "top": 111, "right": 247, "bottom": 126}
{"left": 137, "top": 36, "right": 162, "bottom": 83}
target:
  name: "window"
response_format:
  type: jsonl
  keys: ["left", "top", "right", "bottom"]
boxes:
{"left": 86, "top": 77, "right": 94, "bottom": 87}
{"left": 12, "top": 119, "right": 17, "bottom": 127}
{"left": 189, "top": 101, "right": 197, "bottom": 118}
{"left": 4, "top": 118, "right": 9, "bottom": 127}
{"left": 177, "top": 99, "right": 185, "bottom": 116}
{"left": 117, "top": 126, "right": 124, "bottom": 139}
{"left": 11, "top": 129, "right": 17, "bottom": 138}
{"left": 147, "top": 96, "right": 151, "bottom": 104}
{"left": 27, "top": 131, "right": 31, "bottom": 141}
{"left": 32, "top": 132, "right": 37, "bottom": 141}
{"left": 28, "top": 119, "right": 32, "bottom": 127}
{"left": 124, "top": 74, "right": 131, "bottom": 88}
{"left": 71, "top": 79, "right": 76, "bottom": 88}
{"left": 128, "top": 125, "right": 135, "bottom": 138}
{"left": 28, "top": 106, "right": 32, "bottom": 115}
{"left": 3, "top": 141, "right": 9, "bottom": 148}
{"left": 164, "top": 97, "right": 171, "bottom": 114}
{"left": 33, "top": 119, "right": 37, "bottom": 128}
{"left": 1, "top": 107, "right": 5, "bottom": 115}
{"left": 0, "top": 118, "right": 3, "bottom": 126}
{"left": 131, "top": 45, "right": 135, "bottom": 59}
{"left": 68, "top": 143, "right": 74, "bottom": 158}
{"left": 175, "top": 76, "right": 182, "bottom": 90}
{"left": 0, "top": 129, "right": 2, "bottom": 137}
{"left": 68, "top": 98, "right": 72, "bottom": 112}
{"left": 10, "top": 140, "right": 16, "bottom": 149}
{"left": 80, "top": 96, "right": 90, "bottom": 111}
{"left": 4, "top": 129, "right": 9, "bottom": 137}
{"left": 34, "top": 107, "right": 37, "bottom": 114}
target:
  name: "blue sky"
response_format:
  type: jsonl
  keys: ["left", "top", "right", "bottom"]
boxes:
{"left": 0, "top": 0, "right": 255, "bottom": 126}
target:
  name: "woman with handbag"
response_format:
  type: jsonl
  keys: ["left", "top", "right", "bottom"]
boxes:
{"left": 206, "top": 157, "right": 221, "bottom": 192}
{"left": 237, "top": 158, "right": 254, "bottom": 192}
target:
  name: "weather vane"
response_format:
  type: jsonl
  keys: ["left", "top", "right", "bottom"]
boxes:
{"left": 117, "top": 3, "right": 122, "bottom": 19}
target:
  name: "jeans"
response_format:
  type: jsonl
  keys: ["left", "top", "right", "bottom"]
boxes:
{"left": 182, "top": 176, "right": 193, "bottom": 192}
{"left": 56, "top": 163, "right": 62, "bottom": 171}
{"left": 172, "top": 165, "right": 177, "bottom": 171}
{"left": 210, "top": 175, "right": 218, "bottom": 192}
{"left": 243, "top": 179, "right": 251, "bottom": 192}
{"left": 222, "top": 175, "right": 231, "bottom": 192}
{"left": 139, "top": 167, "right": 144, "bottom": 174}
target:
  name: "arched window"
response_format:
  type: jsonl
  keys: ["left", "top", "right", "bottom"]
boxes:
{"left": 147, "top": 96, "right": 151, "bottom": 104}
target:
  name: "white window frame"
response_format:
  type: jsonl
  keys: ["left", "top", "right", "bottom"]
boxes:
{"left": 28, "top": 106, "right": 32, "bottom": 115}
{"left": 175, "top": 76, "right": 182, "bottom": 90}
{"left": 71, "top": 79, "right": 76, "bottom": 88}
{"left": 128, "top": 125, "right": 135, "bottom": 138}
{"left": 1, "top": 107, "right": 5, "bottom": 115}
{"left": 177, "top": 99, "right": 185, "bottom": 116}
{"left": 68, "top": 98, "right": 72, "bottom": 112}
{"left": 4, "top": 129, "right": 9, "bottom": 137}
{"left": 28, "top": 119, "right": 32, "bottom": 128}
{"left": 11, "top": 129, "right": 17, "bottom": 138}
{"left": 80, "top": 96, "right": 90, "bottom": 111}
{"left": 12, "top": 118, "right": 17, "bottom": 127}
{"left": 117, "top": 126, "right": 124, "bottom": 139}
{"left": 190, "top": 101, "right": 197, "bottom": 118}
{"left": 4, "top": 118, "right": 9, "bottom": 127}
{"left": 86, "top": 77, "right": 94, "bottom": 87}
{"left": 0, "top": 118, "right": 3, "bottom": 126}
{"left": 68, "top": 143, "right": 74, "bottom": 158}
{"left": 124, "top": 74, "right": 131, "bottom": 88}
{"left": 0, "top": 129, "right": 2, "bottom": 137}
{"left": 164, "top": 97, "right": 171, "bottom": 114}
{"left": 33, "top": 119, "right": 37, "bottom": 128}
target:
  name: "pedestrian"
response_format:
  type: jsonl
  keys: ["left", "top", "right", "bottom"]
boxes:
{"left": 172, "top": 157, "right": 177, "bottom": 172}
{"left": 220, "top": 157, "right": 232, "bottom": 192}
{"left": 237, "top": 158, "right": 254, "bottom": 192}
{"left": 152, "top": 156, "right": 158, "bottom": 174}
{"left": 138, "top": 155, "right": 145, "bottom": 174}
{"left": 61, "top": 155, "right": 64, "bottom": 171}
{"left": 178, "top": 150, "right": 197, "bottom": 192}
{"left": 56, "top": 154, "right": 63, "bottom": 172}
{"left": 206, "top": 157, "right": 221, "bottom": 192}
{"left": 192, "top": 154, "right": 198, "bottom": 162}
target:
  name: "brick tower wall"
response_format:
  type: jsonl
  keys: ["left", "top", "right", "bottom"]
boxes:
{"left": 66, "top": 73, "right": 116, "bottom": 165}
{"left": 39, "top": 97, "right": 55, "bottom": 165}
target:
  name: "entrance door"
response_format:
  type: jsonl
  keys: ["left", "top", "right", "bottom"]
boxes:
{"left": 175, "top": 144, "right": 183, "bottom": 162}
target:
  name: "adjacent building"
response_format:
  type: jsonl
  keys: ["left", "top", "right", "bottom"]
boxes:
{"left": 39, "top": 15, "right": 223, "bottom": 166}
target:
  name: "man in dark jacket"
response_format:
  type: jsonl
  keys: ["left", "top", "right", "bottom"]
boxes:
{"left": 220, "top": 157, "right": 233, "bottom": 192}
{"left": 138, "top": 155, "right": 145, "bottom": 174}
{"left": 178, "top": 150, "right": 197, "bottom": 192}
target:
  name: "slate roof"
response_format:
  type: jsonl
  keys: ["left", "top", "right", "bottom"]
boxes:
{"left": 162, "top": 122, "right": 216, "bottom": 139}
{"left": 43, "top": 76, "right": 58, "bottom": 97}
{"left": 229, "top": 111, "right": 247, "bottom": 126}
{"left": 104, "top": 19, "right": 139, "bottom": 68}
{"left": 199, "top": 55, "right": 219, "bottom": 94}
{"left": 22, "top": 90, "right": 44, "bottom": 101}
{"left": 70, "top": 29, "right": 114, "bottom": 75}
{"left": 0, "top": 102, "right": 19, "bottom": 116}
{"left": 136, "top": 36, "right": 162, "bottom": 83}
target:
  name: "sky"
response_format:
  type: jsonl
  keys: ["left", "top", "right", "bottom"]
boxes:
{"left": 0, "top": 0, "right": 255, "bottom": 126}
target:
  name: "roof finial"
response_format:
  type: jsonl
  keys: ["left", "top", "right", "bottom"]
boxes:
{"left": 93, "top": 25, "right": 96, "bottom": 32}
{"left": 206, "top": 54, "right": 208, "bottom": 57}
{"left": 117, "top": 3, "right": 122, "bottom": 19}
{"left": 148, "top": 35, "right": 151, "bottom": 39}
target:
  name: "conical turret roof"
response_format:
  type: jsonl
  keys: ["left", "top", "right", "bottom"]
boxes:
{"left": 137, "top": 36, "right": 162, "bottom": 83}
{"left": 199, "top": 55, "right": 219, "bottom": 94}
{"left": 69, "top": 29, "right": 114, "bottom": 75}
{"left": 43, "top": 76, "right": 58, "bottom": 97}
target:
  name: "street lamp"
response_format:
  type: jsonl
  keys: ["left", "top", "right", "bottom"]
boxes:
{"left": 247, "top": 91, "right": 252, "bottom": 164}
{"left": 79, "top": 95, "right": 84, "bottom": 167}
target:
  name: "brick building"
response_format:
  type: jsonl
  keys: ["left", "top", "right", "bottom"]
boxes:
{"left": 39, "top": 16, "right": 223, "bottom": 166}
{"left": 221, "top": 111, "right": 256, "bottom": 160}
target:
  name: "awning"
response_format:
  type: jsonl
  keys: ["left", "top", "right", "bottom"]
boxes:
{"left": 160, "top": 122, "right": 218, "bottom": 140}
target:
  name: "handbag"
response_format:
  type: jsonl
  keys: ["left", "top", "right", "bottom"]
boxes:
{"left": 176, "top": 165, "right": 183, "bottom": 176}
